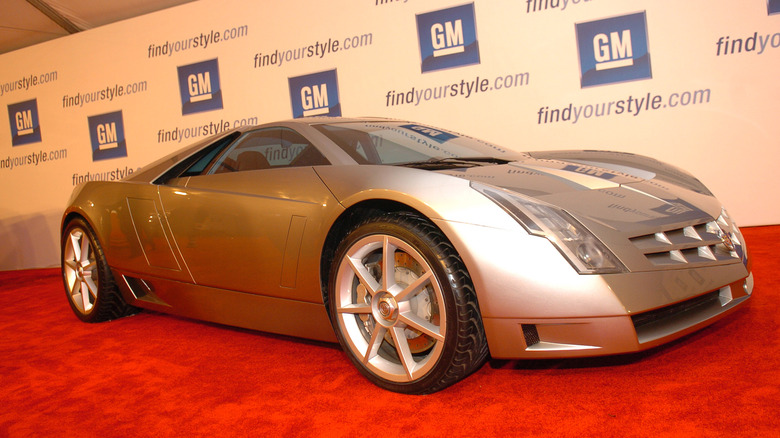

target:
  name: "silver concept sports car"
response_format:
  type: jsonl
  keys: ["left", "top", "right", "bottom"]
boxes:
{"left": 61, "top": 117, "right": 753, "bottom": 394}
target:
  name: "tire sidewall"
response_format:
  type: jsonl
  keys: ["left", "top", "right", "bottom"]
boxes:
{"left": 328, "top": 215, "right": 461, "bottom": 394}
{"left": 61, "top": 218, "right": 110, "bottom": 323}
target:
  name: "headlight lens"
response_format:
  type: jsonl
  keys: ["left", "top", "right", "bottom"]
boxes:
{"left": 471, "top": 182, "right": 626, "bottom": 274}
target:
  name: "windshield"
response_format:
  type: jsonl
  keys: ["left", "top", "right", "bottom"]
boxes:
{"left": 313, "top": 121, "right": 523, "bottom": 165}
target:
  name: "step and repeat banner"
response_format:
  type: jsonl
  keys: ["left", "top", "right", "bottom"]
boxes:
{"left": 1, "top": 0, "right": 778, "bottom": 270}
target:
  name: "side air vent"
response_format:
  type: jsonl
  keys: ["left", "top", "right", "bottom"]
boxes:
{"left": 123, "top": 276, "right": 169, "bottom": 306}
{"left": 124, "top": 276, "right": 151, "bottom": 298}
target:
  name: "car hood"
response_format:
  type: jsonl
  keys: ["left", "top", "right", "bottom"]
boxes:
{"left": 437, "top": 150, "right": 723, "bottom": 236}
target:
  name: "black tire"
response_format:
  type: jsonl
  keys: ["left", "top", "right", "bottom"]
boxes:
{"left": 61, "top": 217, "right": 138, "bottom": 323}
{"left": 328, "top": 211, "right": 488, "bottom": 394}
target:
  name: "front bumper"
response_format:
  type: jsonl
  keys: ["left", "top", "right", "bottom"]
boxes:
{"left": 484, "top": 275, "right": 752, "bottom": 359}
{"left": 434, "top": 219, "right": 753, "bottom": 359}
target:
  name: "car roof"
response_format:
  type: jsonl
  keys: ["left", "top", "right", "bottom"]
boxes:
{"left": 259, "top": 116, "right": 399, "bottom": 128}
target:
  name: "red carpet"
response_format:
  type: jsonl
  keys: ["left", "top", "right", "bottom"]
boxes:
{"left": 1, "top": 226, "right": 778, "bottom": 437}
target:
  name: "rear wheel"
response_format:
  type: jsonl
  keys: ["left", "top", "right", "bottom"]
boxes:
{"left": 61, "top": 218, "right": 138, "bottom": 322}
{"left": 328, "top": 212, "right": 488, "bottom": 394}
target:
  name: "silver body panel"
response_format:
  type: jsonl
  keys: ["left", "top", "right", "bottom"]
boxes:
{"left": 62, "top": 117, "right": 752, "bottom": 359}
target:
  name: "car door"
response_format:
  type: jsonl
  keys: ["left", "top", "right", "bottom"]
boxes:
{"left": 157, "top": 127, "right": 341, "bottom": 303}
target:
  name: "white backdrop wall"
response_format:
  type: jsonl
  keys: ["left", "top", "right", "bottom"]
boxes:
{"left": 1, "top": 0, "right": 778, "bottom": 271}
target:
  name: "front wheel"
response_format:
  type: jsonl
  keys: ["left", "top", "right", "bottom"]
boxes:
{"left": 61, "top": 217, "right": 138, "bottom": 323}
{"left": 328, "top": 212, "right": 488, "bottom": 394}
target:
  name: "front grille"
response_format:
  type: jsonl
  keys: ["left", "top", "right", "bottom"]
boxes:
{"left": 629, "top": 221, "right": 740, "bottom": 268}
{"left": 631, "top": 290, "right": 720, "bottom": 330}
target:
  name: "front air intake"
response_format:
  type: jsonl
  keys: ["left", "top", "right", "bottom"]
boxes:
{"left": 522, "top": 324, "right": 540, "bottom": 348}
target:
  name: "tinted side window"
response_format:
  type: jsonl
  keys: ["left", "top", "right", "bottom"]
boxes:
{"left": 209, "top": 128, "right": 328, "bottom": 173}
{"left": 155, "top": 131, "right": 240, "bottom": 184}
{"left": 181, "top": 135, "right": 237, "bottom": 176}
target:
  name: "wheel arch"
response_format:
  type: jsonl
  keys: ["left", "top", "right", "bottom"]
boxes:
{"left": 60, "top": 182, "right": 125, "bottom": 246}
{"left": 61, "top": 209, "right": 90, "bottom": 234}
{"left": 319, "top": 199, "right": 431, "bottom": 309}
{"left": 60, "top": 208, "right": 109, "bottom": 256}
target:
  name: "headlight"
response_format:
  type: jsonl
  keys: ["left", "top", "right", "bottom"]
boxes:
{"left": 471, "top": 181, "right": 626, "bottom": 274}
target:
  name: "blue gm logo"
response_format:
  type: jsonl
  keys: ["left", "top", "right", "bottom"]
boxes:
{"left": 576, "top": 12, "right": 652, "bottom": 88}
{"left": 288, "top": 70, "right": 341, "bottom": 118}
{"left": 770, "top": 0, "right": 780, "bottom": 15}
{"left": 416, "top": 3, "right": 480, "bottom": 73}
{"left": 7, "top": 99, "right": 42, "bottom": 146}
{"left": 400, "top": 124, "right": 457, "bottom": 143}
{"left": 87, "top": 111, "right": 127, "bottom": 161}
{"left": 177, "top": 58, "right": 223, "bottom": 115}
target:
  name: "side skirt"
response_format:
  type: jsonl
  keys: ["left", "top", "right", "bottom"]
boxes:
{"left": 112, "top": 268, "right": 337, "bottom": 343}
